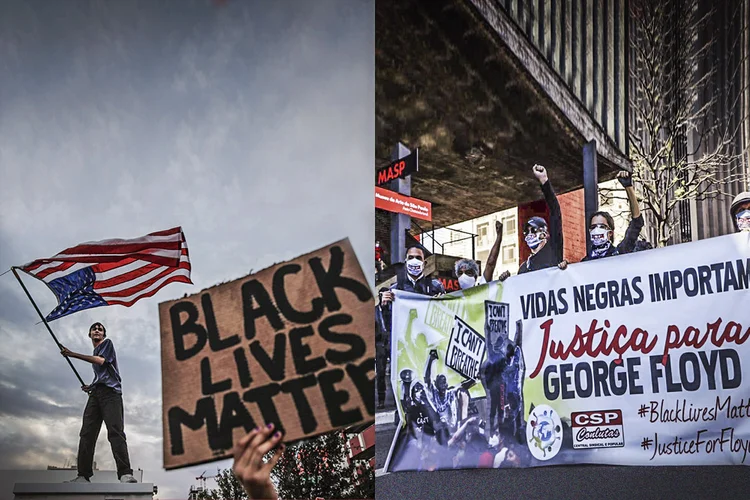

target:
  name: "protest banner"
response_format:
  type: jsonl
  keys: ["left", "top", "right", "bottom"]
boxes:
{"left": 159, "top": 239, "right": 374, "bottom": 469}
{"left": 385, "top": 232, "right": 750, "bottom": 472}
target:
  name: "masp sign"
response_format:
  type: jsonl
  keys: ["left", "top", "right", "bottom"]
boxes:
{"left": 375, "top": 149, "right": 418, "bottom": 186}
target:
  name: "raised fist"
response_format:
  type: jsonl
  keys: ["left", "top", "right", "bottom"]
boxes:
{"left": 429, "top": 349, "right": 439, "bottom": 360}
{"left": 495, "top": 220, "right": 503, "bottom": 235}
{"left": 532, "top": 164, "right": 548, "bottom": 184}
{"left": 617, "top": 171, "right": 633, "bottom": 188}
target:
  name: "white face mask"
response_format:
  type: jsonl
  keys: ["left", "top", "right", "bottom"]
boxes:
{"left": 525, "top": 232, "right": 542, "bottom": 250}
{"left": 737, "top": 210, "right": 750, "bottom": 232}
{"left": 590, "top": 226, "right": 611, "bottom": 248}
{"left": 458, "top": 274, "right": 476, "bottom": 290}
{"left": 406, "top": 257, "right": 424, "bottom": 277}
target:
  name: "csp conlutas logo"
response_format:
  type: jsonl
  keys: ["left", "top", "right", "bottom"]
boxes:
{"left": 527, "top": 404, "right": 563, "bottom": 460}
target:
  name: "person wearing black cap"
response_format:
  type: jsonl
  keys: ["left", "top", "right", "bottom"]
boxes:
{"left": 731, "top": 191, "right": 750, "bottom": 232}
{"left": 518, "top": 165, "right": 564, "bottom": 274}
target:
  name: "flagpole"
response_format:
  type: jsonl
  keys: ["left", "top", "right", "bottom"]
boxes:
{"left": 11, "top": 267, "right": 86, "bottom": 387}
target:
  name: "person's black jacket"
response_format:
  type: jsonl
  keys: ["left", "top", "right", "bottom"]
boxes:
{"left": 518, "top": 180, "right": 563, "bottom": 274}
{"left": 375, "top": 303, "right": 390, "bottom": 350}
{"left": 380, "top": 267, "right": 445, "bottom": 335}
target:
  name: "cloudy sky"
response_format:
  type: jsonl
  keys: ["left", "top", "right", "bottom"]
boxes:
{"left": 0, "top": 0, "right": 373, "bottom": 498}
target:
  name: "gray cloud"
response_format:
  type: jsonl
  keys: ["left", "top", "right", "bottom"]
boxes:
{"left": 0, "top": 0, "right": 373, "bottom": 497}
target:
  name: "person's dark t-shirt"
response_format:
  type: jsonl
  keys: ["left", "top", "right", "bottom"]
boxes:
{"left": 91, "top": 338, "right": 122, "bottom": 393}
{"left": 518, "top": 180, "right": 563, "bottom": 274}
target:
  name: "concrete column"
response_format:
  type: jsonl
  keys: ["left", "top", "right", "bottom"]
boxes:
{"left": 389, "top": 142, "right": 412, "bottom": 265}
{"left": 583, "top": 140, "right": 599, "bottom": 257}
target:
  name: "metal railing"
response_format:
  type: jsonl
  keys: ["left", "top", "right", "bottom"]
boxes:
{"left": 412, "top": 220, "right": 477, "bottom": 260}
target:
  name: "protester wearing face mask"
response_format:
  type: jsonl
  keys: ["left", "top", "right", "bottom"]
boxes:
{"left": 380, "top": 245, "right": 445, "bottom": 307}
{"left": 518, "top": 164, "right": 564, "bottom": 274}
{"left": 582, "top": 171, "right": 643, "bottom": 261}
{"left": 455, "top": 221, "right": 511, "bottom": 290}
{"left": 730, "top": 191, "right": 750, "bottom": 233}
{"left": 378, "top": 246, "right": 444, "bottom": 414}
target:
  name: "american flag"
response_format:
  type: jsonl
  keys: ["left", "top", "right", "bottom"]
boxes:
{"left": 18, "top": 227, "right": 192, "bottom": 321}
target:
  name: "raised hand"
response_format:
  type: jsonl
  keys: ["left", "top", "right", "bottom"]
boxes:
{"left": 616, "top": 171, "right": 633, "bottom": 188}
{"left": 232, "top": 424, "right": 285, "bottom": 500}
{"left": 532, "top": 164, "right": 549, "bottom": 184}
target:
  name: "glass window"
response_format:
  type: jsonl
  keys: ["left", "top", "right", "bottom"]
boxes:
{"left": 502, "top": 244, "right": 516, "bottom": 264}
{"left": 503, "top": 217, "right": 517, "bottom": 236}
{"left": 477, "top": 223, "right": 489, "bottom": 246}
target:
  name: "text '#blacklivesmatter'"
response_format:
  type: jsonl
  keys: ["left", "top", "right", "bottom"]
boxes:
{"left": 164, "top": 244, "right": 374, "bottom": 459}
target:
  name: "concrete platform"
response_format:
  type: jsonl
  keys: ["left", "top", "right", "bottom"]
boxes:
{"left": 13, "top": 482, "right": 155, "bottom": 500}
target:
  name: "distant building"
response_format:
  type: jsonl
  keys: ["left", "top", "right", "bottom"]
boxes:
{"left": 421, "top": 207, "right": 519, "bottom": 287}
{"left": 344, "top": 425, "right": 375, "bottom": 491}
{"left": 187, "top": 484, "right": 207, "bottom": 500}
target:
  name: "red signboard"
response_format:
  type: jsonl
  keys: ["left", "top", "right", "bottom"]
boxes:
{"left": 375, "top": 186, "right": 432, "bottom": 221}
{"left": 437, "top": 276, "right": 460, "bottom": 293}
{"left": 375, "top": 149, "right": 418, "bottom": 186}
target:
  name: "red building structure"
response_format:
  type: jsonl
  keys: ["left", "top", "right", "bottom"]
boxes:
{"left": 345, "top": 424, "right": 375, "bottom": 472}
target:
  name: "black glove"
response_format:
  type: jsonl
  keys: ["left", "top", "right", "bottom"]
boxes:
{"left": 617, "top": 173, "right": 633, "bottom": 188}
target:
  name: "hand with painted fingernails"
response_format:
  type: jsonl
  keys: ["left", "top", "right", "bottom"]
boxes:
{"left": 232, "top": 422, "right": 285, "bottom": 500}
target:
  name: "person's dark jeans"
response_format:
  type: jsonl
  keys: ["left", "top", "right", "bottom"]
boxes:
{"left": 77, "top": 385, "right": 133, "bottom": 479}
{"left": 376, "top": 343, "right": 388, "bottom": 405}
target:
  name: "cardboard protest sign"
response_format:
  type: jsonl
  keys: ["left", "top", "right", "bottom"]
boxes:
{"left": 159, "top": 238, "right": 374, "bottom": 470}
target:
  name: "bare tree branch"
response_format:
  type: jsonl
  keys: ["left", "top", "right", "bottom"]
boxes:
{"left": 628, "top": 0, "right": 750, "bottom": 247}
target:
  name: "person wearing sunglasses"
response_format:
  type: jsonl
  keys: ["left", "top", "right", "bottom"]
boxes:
{"left": 518, "top": 164, "right": 565, "bottom": 274}
{"left": 455, "top": 221, "right": 511, "bottom": 290}
{"left": 730, "top": 191, "right": 750, "bottom": 232}
{"left": 581, "top": 171, "right": 643, "bottom": 262}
